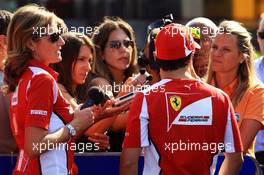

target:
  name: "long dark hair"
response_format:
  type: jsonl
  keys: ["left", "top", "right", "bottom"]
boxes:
{"left": 51, "top": 32, "right": 95, "bottom": 101}
{"left": 92, "top": 17, "right": 138, "bottom": 84}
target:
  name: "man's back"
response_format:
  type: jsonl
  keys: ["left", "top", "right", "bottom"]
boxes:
{"left": 123, "top": 78, "right": 242, "bottom": 175}
{"left": 120, "top": 22, "right": 243, "bottom": 175}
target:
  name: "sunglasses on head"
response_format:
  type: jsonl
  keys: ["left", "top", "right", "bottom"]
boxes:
{"left": 32, "top": 32, "right": 62, "bottom": 43}
{"left": 108, "top": 39, "right": 134, "bottom": 49}
{"left": 258, "top": 31, "right": 264, "bottom": 39}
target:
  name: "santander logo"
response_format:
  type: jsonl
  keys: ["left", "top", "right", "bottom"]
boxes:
{"left": 165, "top": 93, "right": 213, "bottom": 132}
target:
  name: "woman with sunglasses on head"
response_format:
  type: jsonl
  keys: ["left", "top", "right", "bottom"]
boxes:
{"left": 186, "top": 17, "right": 218, "bottom": 80}
{"left": 86, "top": 17, "right": 139, "bottom": 151}
{"left": 207, "top": 20, "right": 264, "bottom": 158}
{"left": 3, "top": 5, "right": 100, "bottom": 175}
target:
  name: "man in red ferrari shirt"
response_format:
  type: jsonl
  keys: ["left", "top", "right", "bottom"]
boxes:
{"left": 120, "top": 23, "right": 243, "bottom": 175}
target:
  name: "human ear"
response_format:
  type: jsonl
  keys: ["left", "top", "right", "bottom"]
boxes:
{"left": 26, "top": 39, "right": 37, "bottom": 52}
{"left": 239, "top": 53, "right": 247, "bottom": 63}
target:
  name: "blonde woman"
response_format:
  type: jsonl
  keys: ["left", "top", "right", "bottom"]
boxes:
{"left": 3, "top": 5, "right": 98, "bottom": 175}
{"left": 207, "top": 20, "right": 264, "bottom": 157}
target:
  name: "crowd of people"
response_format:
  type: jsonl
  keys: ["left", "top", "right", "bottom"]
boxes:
{"left": 0, "top": 3, "right": 263, "bottom": 175}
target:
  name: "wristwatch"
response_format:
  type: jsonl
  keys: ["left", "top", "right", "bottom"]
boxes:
{"left": 65, "top": 124, "right": 77, "bottom": 137}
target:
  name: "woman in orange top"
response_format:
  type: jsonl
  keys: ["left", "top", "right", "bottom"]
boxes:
{"left": 207, "top": 20, "right": 264, "bottom": 157}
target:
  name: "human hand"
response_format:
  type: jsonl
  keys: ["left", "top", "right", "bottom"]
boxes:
{"left": 88, "top": 132, "right": 110, "bottom": 151}
{"left": 71, "top": 106, "right": 94, "bottom": 133}
{"left": 93, "top": 99, "right": 131, "bottom": 121}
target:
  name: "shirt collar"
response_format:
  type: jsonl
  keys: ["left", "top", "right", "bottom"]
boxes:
{"left": 28, "top": 59, "right": 58, "bottom": 80}
{"left": 211, "top": 78, "right": 238, "bottom": 98}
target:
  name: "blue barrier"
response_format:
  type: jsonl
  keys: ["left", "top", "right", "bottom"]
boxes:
{"left": 0, "top": 154, "right": 16, "bottom": 175}
{"left": 75, "top": 152, "right": 144, "bottom": 175}
{"left": 2, "top": 153, "right": 263, "bottom": 174}
{"left": 214, "top": 153, "right": 263, "bottom": 175}
{"left": 0, "top": 153, "right": 144, "bottom": 175}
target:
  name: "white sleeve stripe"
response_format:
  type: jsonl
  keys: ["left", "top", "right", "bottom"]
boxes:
{"left": 53, "top": 80, "right": 58, "bottom": 104}
{"left": 224, "top": 106, "right": 235, "bottom": 153}
{"left": 16, "top": 149, "right": 24, "bottom": 171}
{"left": 140, "top": 95, "right": 150, "bottom": 147}
{"left": 25, "top": 80, "right": 31, "bottom": 102}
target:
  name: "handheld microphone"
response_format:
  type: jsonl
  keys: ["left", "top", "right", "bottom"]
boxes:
{"left": 80, "top": 86, "right": 109, "bottom": 110}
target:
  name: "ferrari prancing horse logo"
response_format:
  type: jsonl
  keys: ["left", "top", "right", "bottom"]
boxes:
{"left": 169, "top": 95, "right": 181, "bottom": 111}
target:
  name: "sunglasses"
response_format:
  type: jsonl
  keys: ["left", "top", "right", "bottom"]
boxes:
{"left": 258, "top": 31, "right": 264, "bottom": 39}
{"left": 32, "top": 32, "right": 62, "bottom": 43}
{"left": 191, "top": 27, "right": 201, "bottom": 40}
{"left": 108, "top": 40, "right": 134, "bottom": 49}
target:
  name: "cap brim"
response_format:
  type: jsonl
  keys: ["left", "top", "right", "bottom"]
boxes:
{"left": 193, "top": 41, "right": 201, "bottom": 49}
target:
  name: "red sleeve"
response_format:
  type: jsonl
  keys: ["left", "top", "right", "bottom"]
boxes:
{"left": 123, "top": 92, "right": 149, "bottom": 148}
{"left": 25, "top": 74, "right": 54, "bottom": 130}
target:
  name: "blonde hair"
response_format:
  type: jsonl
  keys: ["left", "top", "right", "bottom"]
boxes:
{"left": 3, "top": 4, "right": 66, "bottom": 93}
{"left": 207, "top": 20, "right": 256, "bottom": 107}
{"left": 92, "top": 17, "right": 138, "bottom": 84}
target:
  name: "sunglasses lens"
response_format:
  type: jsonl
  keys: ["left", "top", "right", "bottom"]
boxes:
{"left": 123, "top": 40, "right": 133, "bottom": 48}
{"left": 258, "top": 32, "right": 264, "bottom": 39}
{"left": 49, "top": 33, "right": 60, "bottom": 43}
{"left": 109, "top": 40, "right": 133, "bottom": 49}
{"left": 110, "top": 41, "right": 121, "bottom": 49}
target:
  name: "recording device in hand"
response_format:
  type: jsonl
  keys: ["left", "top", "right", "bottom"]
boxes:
{"left": 81, "top": 69, "right": 153, "bottom": 108}
{"left": 134, "top": 68, "right": 153, "bottom": 84}
{"left": 114, "top": 69, "right": 152, "bottom": 106}
{"left": 114, "top": 91, "right": 135, "bottom": 107}
{"left": 80, "top": 86, "right": 110, "bottom": 110}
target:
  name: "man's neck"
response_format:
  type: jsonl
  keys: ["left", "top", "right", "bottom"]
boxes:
{"left": 160, "top": 65, "right": 197, "bottom": 80}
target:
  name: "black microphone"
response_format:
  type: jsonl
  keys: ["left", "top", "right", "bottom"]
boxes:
{"left": 80, "top": 86, "right": 109, "bottom": 110}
